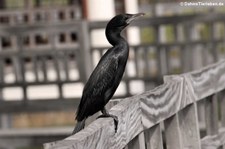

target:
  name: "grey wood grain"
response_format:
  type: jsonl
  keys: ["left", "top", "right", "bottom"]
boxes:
{"left": 184, "top": 60, "right": 225, "bottom": 100}
{"left": 221, "top": 90, "right": 225, "bottom": 127}
{"left": 141, "top": 75, "right": 195, "bottom": 129}
{"left": 201, "top": 128, "right": 225, "bottom": 149}
{"left": 205, "top": 94, "right": 219, "bottom": 135}
{"left": 128, "top": 132, "right": 145, "bottom": 149}
{"left": 145, "top": 124, "right": 163, "bottom": 149}
{"left": 164, "top": 114, "right": 182, "bottom": 149}
{"left": 178, "top": 103, "right": 201, "bottom": 149}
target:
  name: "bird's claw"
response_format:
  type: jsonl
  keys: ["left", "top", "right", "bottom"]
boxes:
{"left": 97, "top": 114, "right": 118, "bottom": 133}
{"left": 111, "top": 115, "right": 118, "bottom": 133}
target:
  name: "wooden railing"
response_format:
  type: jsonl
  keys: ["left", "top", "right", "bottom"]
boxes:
{"left": 44, "top": 59, "right": 225, "bottom": 149}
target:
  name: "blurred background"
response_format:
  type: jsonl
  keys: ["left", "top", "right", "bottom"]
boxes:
{"left": 0, "top": 0, "right": 225, "bottom": 148}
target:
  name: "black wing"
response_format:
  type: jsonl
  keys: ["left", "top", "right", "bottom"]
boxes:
{"left": 76, "top": 50, "right": 119, "bottom": 121}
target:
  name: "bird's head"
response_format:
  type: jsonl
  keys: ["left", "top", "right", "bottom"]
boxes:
{"left": 107, "top": 13, "right": 145, "bottom": 30}
{"left": 106, "top": 13, "right": 145, "bottom": 46}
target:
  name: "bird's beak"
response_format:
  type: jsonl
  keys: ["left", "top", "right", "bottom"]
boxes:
{"left": 126, "top": 13, "right": 145, "bottom": 24}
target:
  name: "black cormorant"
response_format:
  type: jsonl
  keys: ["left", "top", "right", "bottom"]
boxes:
{"left": 72, "top": 13, "right": 144, "bottom": 134}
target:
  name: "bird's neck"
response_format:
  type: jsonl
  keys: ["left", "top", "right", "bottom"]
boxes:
{"left": 106, "top": 28, "right": 128, "bottom": 47}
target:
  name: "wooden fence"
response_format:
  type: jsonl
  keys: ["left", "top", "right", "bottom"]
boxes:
{"left": 0, "top": 21, "right": 91, "bottom": 113}
{"left": 0, "top": 13, "right": 225, "bottom": 113}
{"left": 44, "top": 59, "right": 225, "bottom": 149}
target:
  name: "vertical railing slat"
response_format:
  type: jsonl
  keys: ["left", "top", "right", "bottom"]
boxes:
{"left": 32, "top": 55, "right": 39, "bottom": 82}
{"left": 53, "top": 52, "right": 61, "bottom": 81}
{"left": 63, "top": 51, "right": 69, "bottom": 81}
{"left": 17, "top": 35, "right": 27, "bottom": 101}
{"left": 209, "top": 22, "right": 217, "bottom": 63}
{"left": 205, "top": 94, "right": 219, "bottom": 135}
{"left": 178, "top": 103, "right": 201, "bottom": 149}
{"left": 0, "top": 58, "right": 4, "bottom": 83}
{"left": 144, "top": 48, "right": 150, "bottom": 77}
{"left": 53, "top": 52, "right": 63, "bottom": 99}
{"left": 221, "top": 90, "right": 225, "bottom": 127}
{"left": 41, "top": 56, "right": 48, "bottom": 82}
{"left": 164, "top": 114, "right": 182, "bottom": 149}
{"left": 159, "top": 47, "right": 168, "bottom": 76}
{"left": 145, "top": 124, "right": 163, "bottom": 149}
{"left": 12, "top": 56, "right": 21, "bottom": 82}
{"left": 77, "top": 21, "right": 92, "bottom": 82}
{"left": 134, "top": 48, "right": 139, "bottom": 77}
{"left": 183, "top": 23, "right": 193, "bottom": 72}
{"left": 154, "top": 24, "right": 162, "bottom": 78}
{"left": 128, "top": 132, "right": 146, "bottom": 149}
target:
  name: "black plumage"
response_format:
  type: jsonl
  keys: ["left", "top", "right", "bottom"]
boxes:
{"left": 72, "top": 13, "right": 144, "bottom": 134}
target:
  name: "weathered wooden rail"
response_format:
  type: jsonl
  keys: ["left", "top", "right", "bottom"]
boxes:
{"left": 44, "top": 59, "right": 225, "bottom": 149}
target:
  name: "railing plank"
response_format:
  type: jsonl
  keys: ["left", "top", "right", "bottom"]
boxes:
{"left": 164, "top": 114, "right": 182, "bottom": 149}
{"left": 53, "top": 52, "right": 61, "bottom": 81}
{"left": 77, "top": 21, "right": 92, "bottom": 82}
{"left": 12, "top": 56, "right": 21, "bottom": 82}
{"left": 32, "top": 56, "right": 39, "bottom": 82}
{"left": 0, "top": 58, "right": 4, "bottom": 83}
{"left": 145, "top": 124, "right": 163, "bottom": 149}
{"left": 221, "top": 90, "right": 225, "bottom": 127}
{"left": 178, "top": 103, "right": 201, "bottom": 149}
{"left": 63, "top": 52, "right": 69, "bottom": 81}
{"left": 41, "top": 56, "right": 48, "bottom": 82}
{"left": 128, "top": 132, "right": 145, "bottom": 149}
{"left": 205, "top": 94, "right": 219, "bottom": 135}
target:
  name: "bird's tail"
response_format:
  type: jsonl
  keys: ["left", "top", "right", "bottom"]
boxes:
{"left": 72, "top": 119, "right": 86, "bottom": 135}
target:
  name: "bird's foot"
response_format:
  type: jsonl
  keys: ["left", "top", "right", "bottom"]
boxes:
{"left": 97, "top": 114, "right": 118, "bottom": 133}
